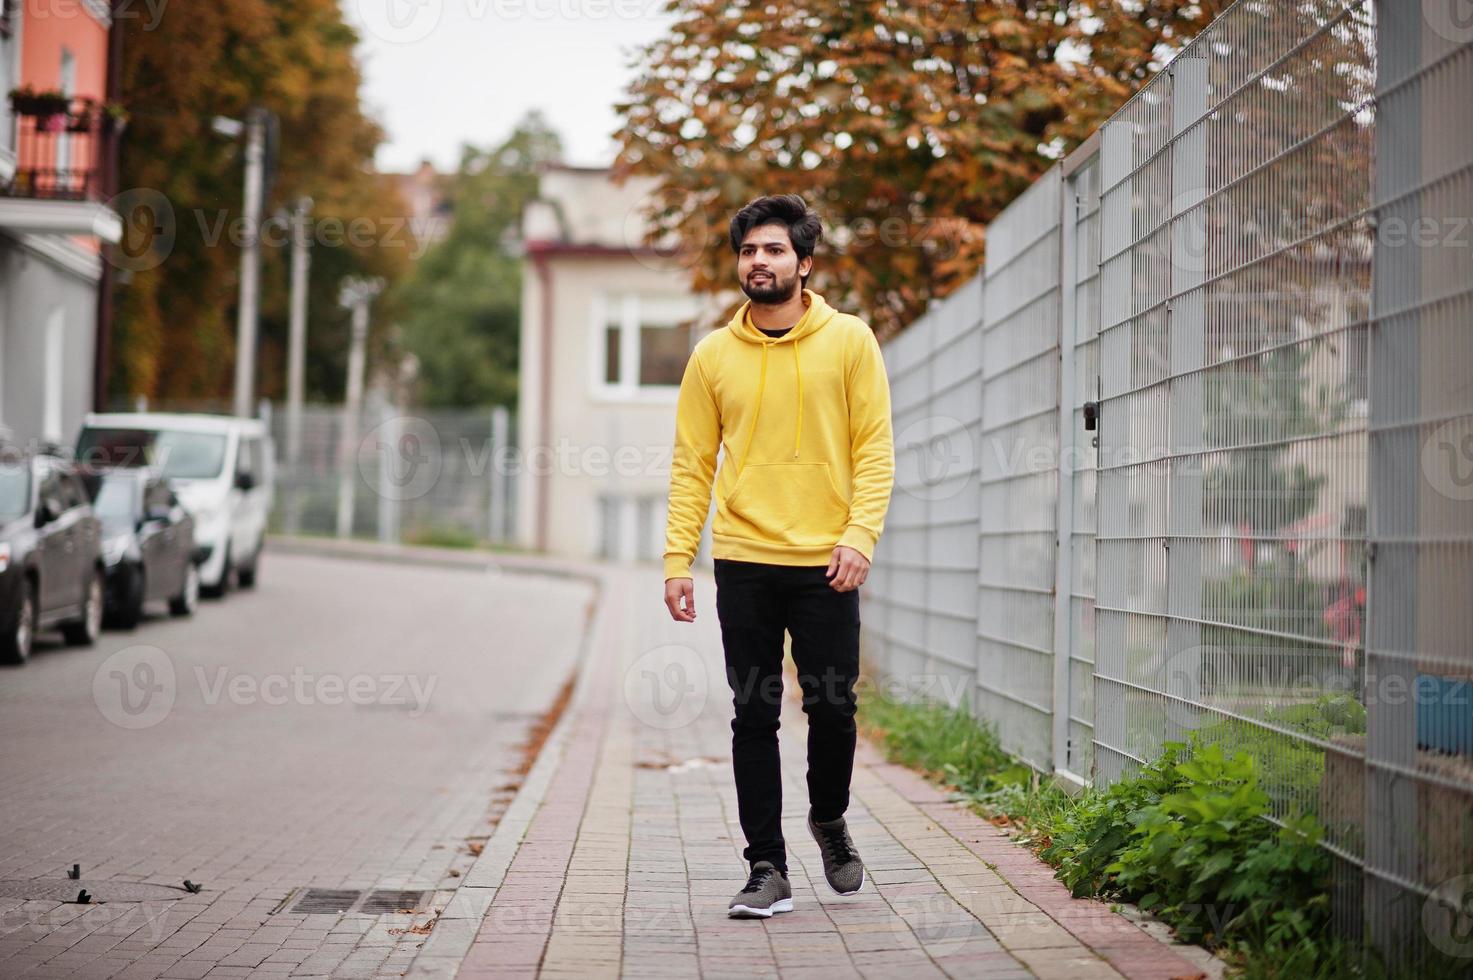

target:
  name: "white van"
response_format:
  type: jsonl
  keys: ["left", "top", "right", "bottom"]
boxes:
{"left": 75, "top": 413, "right": 275, "bottom": 596}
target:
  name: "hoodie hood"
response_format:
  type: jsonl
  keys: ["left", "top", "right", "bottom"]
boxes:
{"left": 725, "top": 288, "right": 838, "bottom": 465}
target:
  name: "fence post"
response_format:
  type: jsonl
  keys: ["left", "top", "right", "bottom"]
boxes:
{"left": 1092, "top": 116, "right": 1134, "bottom": 784}
{"left": 1164, "top": 54, "right": 1209, "bottom": 741}
{"left": 376, "top": 395, "right": 400, "bottom": 545}
{"left": 1365, "top": 2, "right": 1446, "bottom": 958}
{"left": 1052, "top": 167, "right": 1081, "bottom": 781}
{"left": 489, "top": 404, "right": 509, "bottom": 544}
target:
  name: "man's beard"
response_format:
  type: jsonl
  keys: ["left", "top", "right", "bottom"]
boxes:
{"left": 742, "top": 269, "right": 800, "bottom": 304}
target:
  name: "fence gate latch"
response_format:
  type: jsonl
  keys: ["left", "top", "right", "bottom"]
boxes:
{"left": 1083, "top": 400, "right": 1100, "bottom": 431}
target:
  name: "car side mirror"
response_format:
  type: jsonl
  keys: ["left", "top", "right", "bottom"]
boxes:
{"left": 234, "top": 470, "right": 255, "bottom": 491}
{"left": 35, "top": 498, "right": 59, "bottom": 526}
{"left": 146, "top": 506, "right": 172, "bottom": 523}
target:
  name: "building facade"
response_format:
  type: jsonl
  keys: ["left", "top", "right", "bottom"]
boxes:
{"left": 0, "top": 0, "right": 121, "bottom": 446}
{"left": 516, "top": 165, "right": 731, "bottom": 565}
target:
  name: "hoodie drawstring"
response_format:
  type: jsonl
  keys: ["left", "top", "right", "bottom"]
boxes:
{"left": 738, "top": 337, "right": 804, "bottom": 472}
{"left": 792, "top": 338, "right": 802, "bottom": 459}
{"left": 740, "top": 342, "right": 770, "bottom": 477}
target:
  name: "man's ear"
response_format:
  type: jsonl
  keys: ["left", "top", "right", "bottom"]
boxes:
{"left": 798, "top": 255, "right": 813, "bottom": 280}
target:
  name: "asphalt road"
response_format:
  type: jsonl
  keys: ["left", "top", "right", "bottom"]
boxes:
{"left": 0, "top": 548, "right": 596, "bottom": 979}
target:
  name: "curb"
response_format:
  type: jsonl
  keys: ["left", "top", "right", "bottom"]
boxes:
{"left": 401, "top": 566, "right": 614, "bottom": 979}
{"left": 265, "top": 533, "right": 607, "bottom": 587}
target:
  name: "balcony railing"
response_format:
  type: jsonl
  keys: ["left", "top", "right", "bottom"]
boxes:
{"left": 3, "top": 96, "right": 121, "bottom": 202}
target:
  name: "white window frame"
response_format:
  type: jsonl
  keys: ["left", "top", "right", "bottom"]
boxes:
{"left": 589, "top": 291, "right": 700, "bottom": 405}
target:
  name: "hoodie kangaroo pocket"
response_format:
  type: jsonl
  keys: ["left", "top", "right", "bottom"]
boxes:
{"left": 719, "top": 461, "right": 850, "bottom": 547}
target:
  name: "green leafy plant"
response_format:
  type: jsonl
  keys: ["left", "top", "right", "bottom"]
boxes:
{"left": 1104, "top": 742, "right": 1330, "bottom": 947}
{"left": 858, "top": 683, "right": 1365, "bottom": 975}
{"left": 1039, "top": 743, "right": 1188, "bottom": 898}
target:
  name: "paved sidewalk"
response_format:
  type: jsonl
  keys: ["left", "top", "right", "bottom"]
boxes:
{"left": 407, "top": 565, "right": 1217, "bottom": 980}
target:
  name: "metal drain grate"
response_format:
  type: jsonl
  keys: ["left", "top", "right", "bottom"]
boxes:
{"left": 288, "top": 888, "right": 362, "bottom": 914}
{"left": 358, "top": 889, "right": 427, "bottom": 914}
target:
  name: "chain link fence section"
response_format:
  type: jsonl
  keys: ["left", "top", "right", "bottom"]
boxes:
{"left": 271, "top": 400, "right": 517, "bottom": 547}
{"left": 860, "top": 0, "right": 1471, "bottom": 963}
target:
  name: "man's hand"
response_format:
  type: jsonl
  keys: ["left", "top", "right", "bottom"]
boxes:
{"left": 665, "top": 577, "right": 696, "bottom": 622}
{"left": 826, "top": 545, "right": 869, "bottom": 592}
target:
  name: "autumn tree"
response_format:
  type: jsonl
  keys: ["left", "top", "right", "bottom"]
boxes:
{"left": 112, "top": 0, "right": 408, "bottom": 405}
{"left": 393, "top": 112, "right": 564, "bottom": 408}
{"left": 613, "top": 0, "right": 1226, "bottom": 337}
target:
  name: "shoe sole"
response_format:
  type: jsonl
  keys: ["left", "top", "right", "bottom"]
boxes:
{"left": 727, "top": 898, "right": 794, "bottom": 918}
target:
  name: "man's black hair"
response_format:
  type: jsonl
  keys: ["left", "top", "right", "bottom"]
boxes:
{"left": 729, "top": 194, "right": 822, "bottom": 288}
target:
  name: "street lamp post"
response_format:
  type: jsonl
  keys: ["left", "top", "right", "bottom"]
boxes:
{"left": 213, "top": 107, "right": 269, "bottom": 419}
{"left": 284, "top": 196, "right": 313, "bottom": 534}
{"left": 335, "top": 276, "right": 384, "bottom": 539}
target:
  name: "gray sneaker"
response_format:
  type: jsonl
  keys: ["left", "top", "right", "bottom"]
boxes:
{"left": 727, "top": 861, "right": 793, "bottom": 918}
{"left": 808, "top": 811, "right": 865, "bottom": 895}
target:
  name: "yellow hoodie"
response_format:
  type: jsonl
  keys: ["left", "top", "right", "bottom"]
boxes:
{"left": 663, "top": 289, "right": 894, "bottom": 579}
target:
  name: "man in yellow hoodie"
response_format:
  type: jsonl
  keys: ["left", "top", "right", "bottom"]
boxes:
{"left": 662, "top": 194, "right": 895, "bottom": 917}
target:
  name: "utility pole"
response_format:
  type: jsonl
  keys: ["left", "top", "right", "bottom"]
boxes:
{"left": 230, "top": 106, "right": 266, "bottom": 419}
{"left": 336, "top": 277, "right": 383, "bottom": 539}
{"left": 284, "top": 196, "right": 312, "bottom": 534}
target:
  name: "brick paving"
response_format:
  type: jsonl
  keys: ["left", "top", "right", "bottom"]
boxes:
{"left": 0, "top": 548, "right": 596, "bottom": 980}
{"left": 1, "top": 545, "right": 1220, "bottom": 979}
{"left": 406, "top": 564, "right": 1220, "bottom": 980}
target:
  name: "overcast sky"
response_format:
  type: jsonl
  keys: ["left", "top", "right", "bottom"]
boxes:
{"left": 344, "top": 1, "right": 675, "bottom": 174}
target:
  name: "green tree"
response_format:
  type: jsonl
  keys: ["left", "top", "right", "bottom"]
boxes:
{"left": 392, "top": 112, "right": 563, "bottom": 408}
{"left": 112, "top": 0, "right": 408, "bottom": 405}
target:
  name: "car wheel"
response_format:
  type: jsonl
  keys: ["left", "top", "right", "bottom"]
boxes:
{"left": 170, "top": 562, "right": 199, "bottom": 617}
{"left": 236, "top": 544, "right": 259, "bottom": 589}
{"left": 202, "top": 545, "right": 232, "bottom": 599}
{"left": 62, "top": 569, "right": 104, "bottom": 646}
{"left": 0, "top": 581, "right": 36, "bottom": 665}
{"left": 112, "top": 567, "right": 144, "bottom": 629}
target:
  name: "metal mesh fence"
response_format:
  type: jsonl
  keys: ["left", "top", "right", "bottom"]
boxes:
{"left": 860, "top": 0, "right": 1472, "bottom": 962}
{"left": 100, "top": 395, "right": 518, "bottom": 548}
{"left": 270, "top": 400, "right": 517, "bottom": 547}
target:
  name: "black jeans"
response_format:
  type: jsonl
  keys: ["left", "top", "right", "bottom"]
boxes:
{"left": 713, "top": 558, "right": 861, "bottom": 875}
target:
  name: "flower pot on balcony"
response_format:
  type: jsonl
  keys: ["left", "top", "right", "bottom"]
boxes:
{"left": 8, "top": 88, "right": 71, "bottom": 118}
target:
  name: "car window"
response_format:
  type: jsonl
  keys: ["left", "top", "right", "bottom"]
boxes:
{"left": 93, "top": 478, "right": 140, "bottom": 522}
{"left": 0, "top": 459, "right": 29, "bottom": 521}
{"left": 235, "top": 436, "right": 253, "bottom": 479}
{"left": 76, "top": 427, "right": 228, "bottom": 480}
{"left": 38, "top": 470, "right": 65, "bottom": 514}
{"left": 59, "top": 473, "right": 90, "bottom": 511}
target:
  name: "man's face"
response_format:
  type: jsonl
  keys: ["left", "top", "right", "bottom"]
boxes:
{"left": 737, "top": 222, "right": 812, "bottom": 304}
